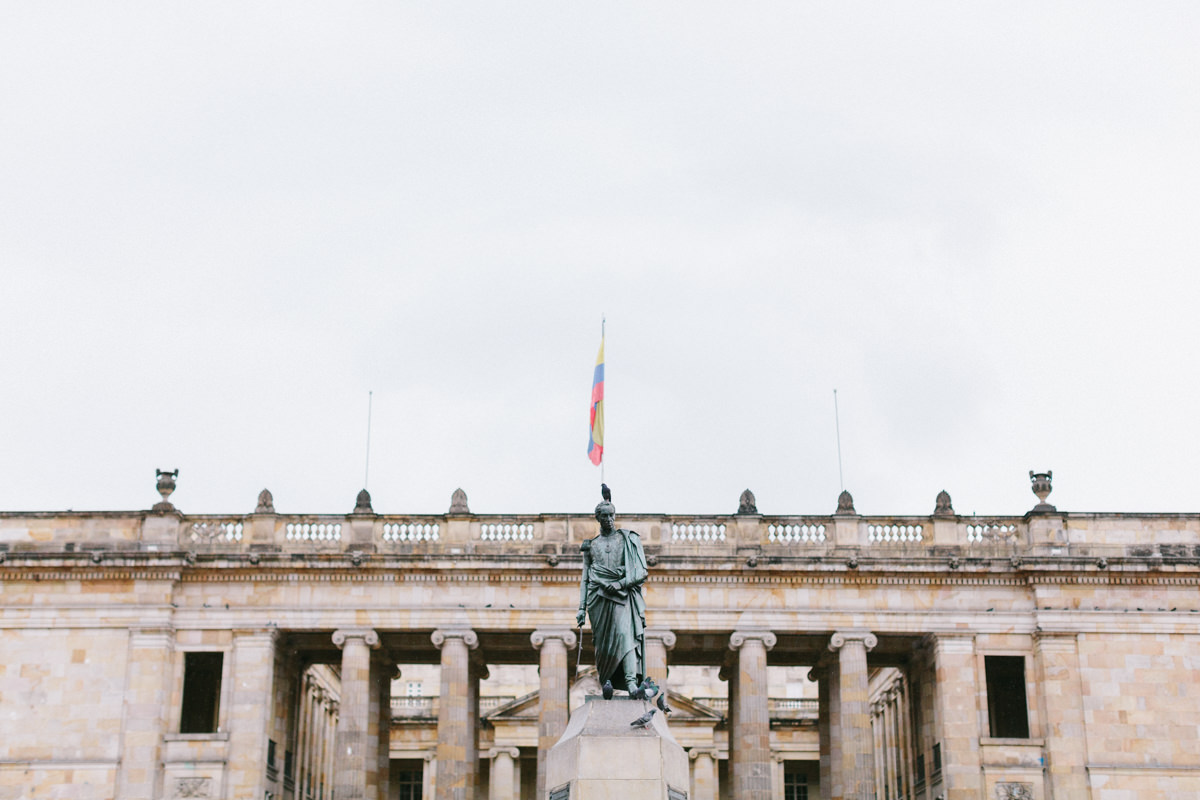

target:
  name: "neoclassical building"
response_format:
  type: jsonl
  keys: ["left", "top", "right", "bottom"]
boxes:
{"left": 1, "top": 473, "right": 1198, "bottom": 800}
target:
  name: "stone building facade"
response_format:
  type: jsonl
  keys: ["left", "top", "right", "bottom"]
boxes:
{"left": 1, "top": 476, "right": 1198, "bottom": 799}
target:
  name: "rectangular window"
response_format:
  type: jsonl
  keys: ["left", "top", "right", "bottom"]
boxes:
{"left": 395, "top": 769, "right": 422, "bottom": 800}
{"left": 784, "top": 771, "right": 808, "bottom": 800}
{"left": 180, "top": 651, "right": 223, "bottom": 733}
{"left": 985, "top": 655, "right": 1030, "bottom": 738}
{"left": 407, "top": 681, "right": 423, "bottom": 697}
{"left": 284, "top": 749, "right": 295, "bottom": 792}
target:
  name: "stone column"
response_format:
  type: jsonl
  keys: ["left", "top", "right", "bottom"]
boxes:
{"left": 689, "top": 749, "right": 719, "bottom": 800}
{"left": 324, "top": 697, "right": 338, "bottom": 797}
{"left": 531, "top": 629, "right": 576, "bottom": 799}
{"left": 372, "top": 658, "right": 393, "bottom": 800}
{"left": 808, "top": 666, "right": 831, "bottom": 799}
{"left": 1035, "top": 632, "right": 1088, "bottom": 798}
{"left": 468, "top": 654, "right": 487, "bottom": 796}
{"left": 333, "top": 628, "right": 381, "bottom": 800}
{"left": 878, "top": 700, "right": 888, "bottom": 800}
{"left": 644, "top": 628, "right": 677, "bottom": 686}
{"left": 894, "top": 680, "right": 913, "bottom": 800}
{"left": 115, "top": 627, "right": 174, "bottom": 799}
{"left": 828, "top": 631, "right": 877, "bottom": 800}
{"left": 728, "top": 631, "right": 776, "bottom": 800}
{"left": 930, "top": 634, "right": 981, "bottom": 800}
{"left": 423, "top": 752, "right": 437, "bottom": 800}
{"left": 433, "top": 629, "right": 481, "bottom": 800}
{"left": 227, "top": 628, "right": 280, "bottom": 799}
{"left": 771, "top": 752, "right": 786, "bottom": 800}
{"left": 486, "top": 747, "right": 520, "bottom": 800}
{"left": 888, "top": 690, "right": 897, "bottom": 800}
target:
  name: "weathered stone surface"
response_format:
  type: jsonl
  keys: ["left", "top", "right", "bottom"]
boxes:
{"left": 546, "top": 698, "right": 688, "bottom": 800}
{"left": 1, "top": 495, "right": 1199, "bottom": 800}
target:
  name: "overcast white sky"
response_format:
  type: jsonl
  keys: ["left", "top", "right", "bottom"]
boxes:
{"left": 2, "top": 3, "right": 1198, "bottom": 518}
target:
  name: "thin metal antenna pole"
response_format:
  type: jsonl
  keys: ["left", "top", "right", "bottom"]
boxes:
{"left": 364, "top": 390, "right": 373, "bottom": 489}
{"left": 833, "top": 389, "right": 844, "bottom": 492}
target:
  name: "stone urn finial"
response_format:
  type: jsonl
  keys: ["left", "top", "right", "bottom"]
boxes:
{"left": 255, "top": 488, "right": 275, "bottom": 514}
{"left": 153, "top": 469, "right": 178, "bottom": 512}
{"left": 933, "top": 489, "right": 955, "bottom": 517}
{"left": 737, "top": 488, "right": 758, "bottom": 515}
{"left": 1029, "top": 471, "right": 1055, "bottom": 512}
{"left": 448, "top": 488, "right": 470, "bottom": 515}
{"left": 835, "top": 489, "right": 856, "bottom": 515}
{"left": 353, "top": 488, "right": 374, "bottom": 515}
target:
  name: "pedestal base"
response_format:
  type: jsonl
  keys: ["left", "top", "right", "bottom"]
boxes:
{"left": 545, "top": 697, "right": 689, "bottom": 800}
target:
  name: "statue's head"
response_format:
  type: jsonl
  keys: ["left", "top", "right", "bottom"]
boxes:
{"left": 594, "top": 501, "right": 616, "bottom": 533}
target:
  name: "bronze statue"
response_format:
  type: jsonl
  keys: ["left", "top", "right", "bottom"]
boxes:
{"left": 576, "top": 486, "right": 648, "bottom": 696}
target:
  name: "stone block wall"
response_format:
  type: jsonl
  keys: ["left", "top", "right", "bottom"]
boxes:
{"left": 1078, "top": 632, "right": 1200, "bottom": 767}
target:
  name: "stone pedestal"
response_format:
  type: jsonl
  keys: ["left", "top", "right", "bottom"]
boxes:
{"left": 545, "top": 698, "right": 688, "bottom": 800}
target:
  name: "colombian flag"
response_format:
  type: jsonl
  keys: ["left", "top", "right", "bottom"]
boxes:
{"left": 588, "top": 337, "right": 604, "bottom": 465}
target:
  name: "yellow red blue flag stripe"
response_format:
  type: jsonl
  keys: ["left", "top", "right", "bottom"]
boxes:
{"left": 588, "top": 338, "right": 604, "bottom": 466}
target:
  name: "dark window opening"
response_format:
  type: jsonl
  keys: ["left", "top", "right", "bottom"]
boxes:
{"left": 985, "top": 655, "right": 1030, "bottom": 738}
{"left": 931, "top": 743, "right": 942, "bottom": 776}
{"left": 284, "top": 750, "right": 295, "bottom": 792}
{"left": 784, "top": 771, "right": 808, "bottom": 800}
{"left": 915, "top": 754, "right": 925, "bottom": 786}
{"left": 180, "top": 652, "right": 223, "bottom": 733}
{"left": 266, "top": 738, "right": 278, "bottom": 782}
{"left": 392, "top": 764, "right": 423, "bottom": 800}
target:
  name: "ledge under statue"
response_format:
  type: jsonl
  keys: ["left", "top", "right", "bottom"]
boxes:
{"left": 547, "top": 485, "right": 688, "bottom": 799}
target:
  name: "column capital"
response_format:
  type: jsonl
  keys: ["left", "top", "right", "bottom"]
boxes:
{"left": 689, "top": 748, "right": 721, "bottom": 761}
{"left": 1034, "top": 630, "right": 1079, "bottom": 650}
{"left": 431, "top": 628, "right": 478, "bottom": 650}
{"left": 129, "top": 627, "right": 175, "bottom": 647}
{"left": 645, "top": 628, "right": 677, "bottom": 650}
{"left": 930, "top": 632, "right": 975, "bottom": 654}
{"left": 485, "top": 746, "right": 521, "bottom": 760}
{"left": 332, "top": 628, "right": 380, "bottom": 649}
{"left": 807, "top": 665, "right": 827, "bottom": 682}
{"left": 233, "top": 627, "right": 282, "bottom": 645}
{"left": 729, "top": 630, "right": 776, "bottom": 651}
{"left": 530, "top": 628, "right": 577, "bottom": 650}
{"left": 828, "top": 630, "right": 877, "bottom": 652}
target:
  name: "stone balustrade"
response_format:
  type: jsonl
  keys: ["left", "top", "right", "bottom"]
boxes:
{"left": 2, "top": 509, "right": 1199, "bottom": 561}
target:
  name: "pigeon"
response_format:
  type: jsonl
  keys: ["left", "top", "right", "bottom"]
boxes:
{"left": 656, "top": 691, "right": 672, "bottom": 715}
{"left": 631, "top": 677, "right": 660, "bottom": 701}
{"left": 602, "top": 680, "right": 614, "bottom": 700}
{"left": 630, "top": 708, "right": 657, "bottom": 728}
{"left": 601, "top": 484, "right": 612, "bottom": 502}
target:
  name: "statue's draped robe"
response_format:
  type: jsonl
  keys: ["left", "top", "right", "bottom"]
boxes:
{"left": 580, "top": 529, "right": 647, "bottom": 689}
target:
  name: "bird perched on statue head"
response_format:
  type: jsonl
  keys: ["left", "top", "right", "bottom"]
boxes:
{"left": 601, "top": 483, "right": 611, "bottom": 502}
